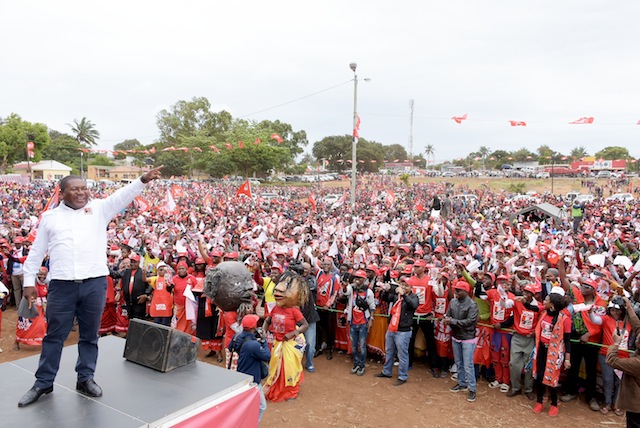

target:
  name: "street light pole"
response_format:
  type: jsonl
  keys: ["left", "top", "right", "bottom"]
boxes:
{"left": 350, "top": 62, "right": 358, "bottom": 208}
{"left": 80, "top": 151, "right": 84, "bottom": 179}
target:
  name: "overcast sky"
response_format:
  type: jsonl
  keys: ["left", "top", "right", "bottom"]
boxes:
{"left": 1, "top": 1, "right": 639, "bottom": 163}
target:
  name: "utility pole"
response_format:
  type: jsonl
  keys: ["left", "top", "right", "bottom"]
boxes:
{"left": 408, "top": 99, "right": 414, "bottom": 168}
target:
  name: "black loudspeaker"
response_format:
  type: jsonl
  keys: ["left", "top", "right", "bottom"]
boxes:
{"left": 123, "top": 319, "right": 200, "bottom": 372}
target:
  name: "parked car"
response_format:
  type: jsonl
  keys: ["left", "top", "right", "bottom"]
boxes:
{"left": 606, "top": 193, "right": 634, "bottom": 203}
{"left": 323, "top": 194, "right": 341, "bottom": 204}
{"left": 596, "top": 171, "right": 612, "bottom": 179}
{"left": 543, "top": 166, "right": 579, "bottom": 177}
{"left": 535, "top": 171, "right": 550, "bottom": 179}
{"left": 574, "top": 194, "right": 595, "bottom": 204}
{"left": 451, "top": 194, "right": 478, "bottom": 204}
{"left": 441, "top": 171, "right": 456, "bottom": 177}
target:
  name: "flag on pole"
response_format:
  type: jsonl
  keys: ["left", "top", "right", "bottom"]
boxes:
{"left": 270, "top": 133, "right": 283, "bottom": 143}
{"left": 308, "top": 193, "right": 317, "bottom": 211}
{"left": 509, "top": 121, "right": 527, "bottom": 126}
{"left": 236, "top": 180, "right": 252, "bottom": 199}
{"left": 210, "top": 145, "right": 220, "bottom": 153}
{"left": 332, "top": 191, "right": 347, "bottom": 209}
{"left": 41, "top": 185, "right": 59, "bottom": 214}
{"left": 353, "top": 114, "right": 361, "bottom": 138}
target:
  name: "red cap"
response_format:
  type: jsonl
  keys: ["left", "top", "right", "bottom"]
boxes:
{"left": 366, "top": 264, "right": 379, "bottom": 274}
{"left": 434, "top": 246, "right": 445, "bottom": 253}
{"left": 497, "top": 274, "right": 510, "bottom": 281}
{"left": 241, "top": 314, "right": 260, "bottom": 330}
{"left": 211, "top": 249, "right": 223, "bottom": 257}
{"left": 453, "top": 280, "right": 471, "bottom": 293}
{"left": 177, "top": 252, "right": 188, "bottom": 258}
{"left": 390, "top": 270, "right": 400, "bottom": 279}
{"left": 195, "top": 257, "right": 206, "bottom": 265}
{"left": 14, "top": 236, "right": 24, "bottom": 244}
{"left": 456, "top": 246, "right": 467, "bottom": 253}
{"left": 177, "top": 261, "right": 188, "bottom": 269}
{"left": 523, "top": 283, "right": 537, "bottom": 294}
{"left": 580, "top": 278, "right": 598, "bottom": 288}
{"left": 129, "top": 253, "right": 140, "bottom": 262}
{"left": 225, "top": 251, "right": 239, "bottom": 260}
{"left": 354, "top": 269, "right": 367, "bottom": 278}
{"left": 402, "top": 265, "right": 414, "bottom": 274}
{"left": 110, "top": 244, "right": 119, "bottom": 251}
{"left": 413, "top": 259, "right": 427, "bottom": 268}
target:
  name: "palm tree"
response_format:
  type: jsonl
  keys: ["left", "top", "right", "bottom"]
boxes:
{"left": 478, "top": 146, "right": 490, "bottom": 170}
{"left": 570, "top": 146, "right": 588, "bottom": 161}
{"left": 68, "top": 117, "right": 100, "bottom": 146}
{"left": 425, "top": 144, "right": 435, "bottom": 167}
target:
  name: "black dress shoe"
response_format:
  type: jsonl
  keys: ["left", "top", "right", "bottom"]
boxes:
{"left": 76, "top": 380, "right": 103, "bottom": 397}
{"left": 18, "top": 386, "right": 54, "bottom": 407}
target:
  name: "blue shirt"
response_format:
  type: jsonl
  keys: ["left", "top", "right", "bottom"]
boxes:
{"left": 228, "top": 331, "right": 271, "bottom": 384}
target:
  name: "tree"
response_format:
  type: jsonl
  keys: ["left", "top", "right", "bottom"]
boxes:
{"left": 113, "top": 139, "right": 143, "bottom": 160}
{"left": 570, "top": 146, "right": 588, "bottom": 161}
{"left": 68, "top": 117, "right": 100, "bottom": 146}
{"left": 89, "top": 155, "right": 115, "bottom": 166}
{"left": 0, "top": 113, "right": 51, "bottom": 173}
{"left": 312, "top": 135, "right": 352, "bottom": 171}
{"left": 594, "top": 146, "right": 630, "bottom": 160}
{"left": 424, "top": 144, "right": 435, "bottom": 167}
{"left": 384, "top": 144, "right": 409, "bottom": 163}
{"left": 41, "top": 130, "right": 82, "bottom": 173}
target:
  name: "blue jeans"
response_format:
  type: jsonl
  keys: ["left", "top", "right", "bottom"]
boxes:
{"left": 154, "top": 316, "right": 172, "bottom": 326}
{"left": 452, "top": 339, "right": 477, "bottom": 392}
{"left": 304, "top": 322, "right": 317, "bottom": 369}
{"left": 598, "top": 354, "right": 620, "bottom": 406}
{"left": 350, "top": 323, "right": 368, "bottom": 368}
{"left": 35, "top": 277, "right": 107, "bottom": 388}
{"left": 257, "top": 384, "right": 267, "bottom": 422}
{"left": 383, "top": 330, "right": 412, "bottom": 381}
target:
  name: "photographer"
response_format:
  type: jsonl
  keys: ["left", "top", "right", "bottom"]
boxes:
{"left": 341, "top": 270, "right": 376, "bottom": 376}
{"left": 300, "top": 262, "right": 320, "bottom": 372}
{"left": 228, "top": 314, "right": 271, "bottom": 423}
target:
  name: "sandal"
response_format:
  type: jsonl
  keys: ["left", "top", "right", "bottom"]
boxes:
{"left": 600, "top": 405, "right": 611, "bottom": 415}
{"left": 614, "top": 409, "right": 624, "bottom": 417}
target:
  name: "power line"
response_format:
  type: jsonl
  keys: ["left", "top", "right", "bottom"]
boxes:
{"left": 238, "top": 80, "right": 352, "bottom": 118}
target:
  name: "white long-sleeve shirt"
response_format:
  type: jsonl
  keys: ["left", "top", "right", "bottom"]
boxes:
{"left": 23, "top": 179, "right": 146, "bottom": 288}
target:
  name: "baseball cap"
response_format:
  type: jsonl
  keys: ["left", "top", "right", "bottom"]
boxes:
{"left": 129, "top": 253, "right": 140, "bottom": 262}
{"left": 413, "top": 259, "right": 427, "bottom": 268}
{"left": 195, "top": 257, "right": 206, "bottom": 265}
{"left": 453, "top": 280, "right": 471, "bottom": 293}
{"left": 211, "top": 249, "right": 224, "bottom": 257}
{"left": 550, "top": 286, "right": 565, "bottom": 296}
{"left": 580, "top": 278, "right": 598, "bottom": 289}
{"left": 353, "top": 269, "right": 367, "bottom": 278}
{"left": 241, "top": 314, "right": 260, "bottom": 330}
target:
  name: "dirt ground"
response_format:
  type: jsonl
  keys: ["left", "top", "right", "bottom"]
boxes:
{"left": 0, "top": 305, "right": 625, "bottom": 428}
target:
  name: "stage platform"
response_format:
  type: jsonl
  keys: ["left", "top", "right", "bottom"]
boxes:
{"left": 0, "top": 335, "right": 259, "bottom": 427}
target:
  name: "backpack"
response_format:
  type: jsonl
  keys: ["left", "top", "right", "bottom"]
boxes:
{"left": 229, "top": 335, "right": 269, "bottom": 380}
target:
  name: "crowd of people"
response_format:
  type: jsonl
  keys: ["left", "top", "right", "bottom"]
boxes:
{"left": 1, "top": 174, "right": 640, "bottom": 424}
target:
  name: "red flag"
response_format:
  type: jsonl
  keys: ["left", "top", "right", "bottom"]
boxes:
{"left": 254, "top": 138, "right": 261, "bottom": 145}
{"left": 162, "top": 146, "right": 176, "bottom": 151}
{"left": 452, "top": 114, "right": 467, "bottom": 124}
{"left": 210, "top": 145, "right": 220, "bottom": 153}
{"left": 134, "top": 196, "right": 151, "bottom": 212}
{"left": 27, "top": 141, "right": 34, "bottom": 150}
{"left": 358, "top": 160, "right": 365, "bottom": 163}
{"left": 28, "top": 150, "right": 35, "bottom": 159}
{"left": 270, "top": 133, "right": 283, "bottom": 143}
{"left": 192, "top": 147, "right": 202, "bottom": 152}
{"left": 335, "top": 191, "right": 347, "bottom": 207}
{"left": 225, "top": 143, "right": 233, "bottom": 150}
{"left": 236, "top": 180, "right": 252, "bottom": 198}
{"left": 150, "top": 146, "right": 156, "bottom": 154}
{"left": 385, "top": 190, "right": 396, "bottom": 208}
{"left": 509, "top": 121, "right": 527, "bottom": 126}
{"left": 569, "top": 117, "right": 594, "bottom": 124}
{"left": 371, "top": 160, "right": 377, "bottom": 163}
{"left": 176, "top": 147, "right": 189, "bottom": 152}
{"left": 238, "top": 141, "right": 244, "bottom": 149}
{"left": 353, "top": 114, "right": 361, "bottom": 138}
{"left": 308, "top": 193, "right": 317, "bottom": 211}
{"left": 393, "top": 159, "right": 400, "bottom": 162}
{"left": 171, "top": 185, "right": 184, "bottom": 198}
{"left": 414, "top": 201, "right": 426, "bottom": 212}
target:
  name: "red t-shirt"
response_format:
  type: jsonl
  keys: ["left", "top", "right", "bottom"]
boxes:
{"left": 172, "top": 274, "right": 196, "bottom": 306}
{"left": 539, "top": 312, "right": 571, "bottom": 345}
{"left": 407, "top": 274, "right": 433, "bottom": 315}
{"left": 269, "top": 306, "right": 304, "bottom": 342}
{"left": 600, "top": 315, "right": 632, "bottom": 357}
{"left": 486, "top": 288, "right": 515, "bottom": 325}
{"left": 512, "top": 299, "right": 540, "bottom": 336}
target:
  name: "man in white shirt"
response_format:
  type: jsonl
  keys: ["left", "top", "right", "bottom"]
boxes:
{"left": 18, "top": 166, "right": 163, "bottom": 408}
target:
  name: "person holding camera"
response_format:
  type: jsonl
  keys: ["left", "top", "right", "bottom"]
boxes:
{"left": 341, "top": 270, "right": 376, "bottom": 376}
{"left": 375, "top": 275, "right": 419, "bottom": 385}
{"left": 228, "top": 314, "right": 271, "bottom": 423}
